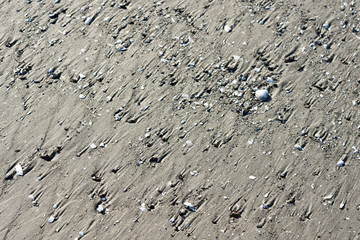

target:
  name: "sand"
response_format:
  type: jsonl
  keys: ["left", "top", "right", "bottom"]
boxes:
{"left": 1, "top": 0, "right": 360, "bottom": 239}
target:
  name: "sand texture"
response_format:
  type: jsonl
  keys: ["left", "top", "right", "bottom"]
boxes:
{"left": 1, "top": 0, "right": 360, "bottom": 239}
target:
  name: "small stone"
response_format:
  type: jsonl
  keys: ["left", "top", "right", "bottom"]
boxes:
{"left": 323, "top": 194, "right": 333, "bottom": 200}
{"left": 337, "top": 160, "right": 345, "bottom": 167}
{"left": 85, "top": 17, "right": 92, "bottom": 25}
{"left": 15, "top": 164, "right": 23, "bottom": 176}
{"left": 249, "top": 175, "right": 256, "bottom": 180}
{"left": 97, "top": 204, "right": 104, "bottom": 213}
{"left": 79, "top": 74, "right": 86, "bottom": 79}
{"left": 224, "top": 25, "right": 232, "bottom": 32}
{"left": 186, "top": 140, "right": 194, "bottom": 147}
{"left": 184, "top": 201, "right": 195, "bottom": 212}
{"left": 79, "top": 94, "right": 86, "bottom": 99}
{"left": 48, "top": 216, "right": 55, "bottom": 223}
{"left": 294, "top": 144, "right": 303, "bottom": 151}
{"left": 255, "top": 89, "right": 270, "bottom": 101}
{"left": 90, "top": 143, "right": 97, "bottom": 149}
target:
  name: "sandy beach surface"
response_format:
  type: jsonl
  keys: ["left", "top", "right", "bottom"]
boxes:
{"left": 1, "top": 0, "right": 360, "bottom": 239}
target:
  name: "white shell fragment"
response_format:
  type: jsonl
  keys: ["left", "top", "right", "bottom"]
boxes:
{"left": 255, "top": 89, "right": 270, "bottom": 101}
{"left": 15, "top": 164, "right": 23, "bottom": 176}
{"left": 249, "top": 175, "right": 256, "bottom": 180}
{"left": 48, "top": 216, "right": 55, "bottom": 223}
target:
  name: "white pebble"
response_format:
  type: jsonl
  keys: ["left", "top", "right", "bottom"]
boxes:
{"left": 97, "top": 204, "right": 104, "bottom": 213}
{"left": 90, "top": 143, "right": 97, "bottom": 149}
{"left": 79, "top": 74, "right": 86, "bottom": 79}
{"left": 249, "top": 175, "right": 256, "bottom": 180}
{"left": 323, "top": 194, "right": 333, "bottom": 200}
{"left": 255, "top": 89, "right": 269, "bottom": 101}
{"left": 15, "top": 164, "right": 23, "bottom": 176}
{"left": 85, "top": 17, "right": 92, "bottom": 25}
{"left": 48, "top": 216, "right": 55, "bottom": 223}
{"left": 337, "top": 160, "right": 345, "bottom": 167}
{"left": 224, "top": 25, "right": 232, "bottom": 32}
{"left": 184, "top": 201, "right": 195, "bottom": 211}
{"left": 79, "top": 94, "right": 86, "bottom": 99}
{"left": 294, "top": 144, "right": 303, "bottom": 151}
{"left": 186, "top": 140, "right": 194, "bottom": 147}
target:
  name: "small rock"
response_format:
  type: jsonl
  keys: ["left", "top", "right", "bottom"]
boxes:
{"left": 249, "top": 175, "right": 256, "bottom": 180}
{"left": 337, "top": 160, "right": 345, "bottom": 167}
{"left": 79, "top": 94, "right": 86, "bottom": 99}
{"left": 224, "top": 25, "right": 232, "bottom": 32}
{"left": 85, "top": 17, "right": 92, "bottom": 25}
{"left": 97, "top": 204, "right": 104, "bottom": 213}
{"left": 15, "top": 164, "right": 23, "bottom": 176}
{"left": 186, "top": 140, "right": 194, "bottom": 147}
{"left": 255, "top": 89, "right": 270, "bottom": 101}
{"left": 90, "top": 143, "right": 97, "bottom": 149}
{"left": 323, "top": 194, "right": 333, "bottom": 200}
{"left": 48, "top": 216, "right": 55, "bottom": 223}
{"left": 294, "top": 144, "right": 303, "bottom": 151}
{"left": 184, "top": 201, "right": 195, "bottom": 212}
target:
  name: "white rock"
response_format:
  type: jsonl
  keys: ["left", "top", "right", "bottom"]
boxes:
{"left": 249, "top": 175, "right": 256, "bottom": 180}
{"left": 139, "top": 203, "right": 146, "bottom": 211}
{"left": 184, "top": 201, "right": 195, "bottom": 211}
{"left": 224, "top": 25, "right": 232, "bottom": 32}
{"left": 15, "top": 164, "right": 23, "bottom": 176}
{"left": 28, "top": 194, "right": 35, "bottom": 200}
{"left": 186, "top": 140, "right": 194, "bottom": 147}
{"left": 48, "top": 216, "right": 55, "bottom": 223}
{"left": 255, "top": 89, "right": 270, "bottom": 101}
{"left": 79, "top": 94, "right": 86, "bottom": 99}
{"left": 97, "top": 204, "right": 104, "bottom": 213}
{"left": 294, "top": 144, "right": 303, "bottom": 151}
{"left": 90, "top": 143, "right": 97, "bottom": 149}
{"left": 323, "top": 194, "right": 333, "bottom": 200}
{"left": 79, "top": 74, "right": 86, "bottom": 79}
{"left": 337, "top": 160, "right": 345, "bottom": 167}
{"left": 339, "top": 202, "right": 345, "bottom": 209}
{"left": 85, "top": 17, "right": 92, "bottom": 25}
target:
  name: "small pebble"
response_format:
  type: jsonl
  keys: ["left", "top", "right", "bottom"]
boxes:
{"left": 337, "top": 160, "right": 345, "bottom": 167}
{"left": 224, "top": 25, "right": 232, "bottom": 32}
{"left": 294, "top": 144, "right": 303, "bottom": 151}
{"left": 97, "top": 204, "right": 104, "bottom": 213}
{"left": 90, "top": 143, "right": 97, "bottom": 149}
{"left": 184, "top": 201, "right": 195, "bottom": 212}
{"left": 15, "top": 164, "right": 23, "bottom": 176}
{"left": 48, "top": 216, "right": 55, "bottom": 223}
{"left": 85, "top": 17, "right": 92, "bottom": 25}
{"left": 186, "top": 140, "right": 194, "bottom": 147}
{"left": 79, "top": 94, "right": 86, "bottom": 99}
{"left": 249, "top": 175, "right": 256, "bottom": 180}
{"left": 255, "top": 89, "right": 270, "bottom": 101}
